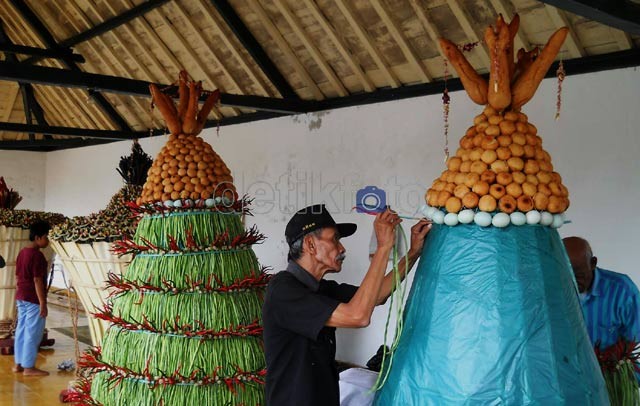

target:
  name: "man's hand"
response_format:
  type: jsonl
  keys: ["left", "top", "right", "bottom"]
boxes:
{"left": 408, "top": 219, "right": 432, "bottom": 257}
{"left": 39, "top": 304, "right": 48, "bottom": 318}
{"left": 374, "top": 208, "right": 402, "bottom": 250}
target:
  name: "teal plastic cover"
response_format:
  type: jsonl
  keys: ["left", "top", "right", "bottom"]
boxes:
{"left": 374, "top": 224, "right": 609, "bottom": 405}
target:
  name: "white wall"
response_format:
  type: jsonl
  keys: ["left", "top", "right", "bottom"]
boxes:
{"left": 0, "top": 150, "right": 46, "bottom": 211}
{"left": 40, "top": 66, "right": 640, "bottom": 365}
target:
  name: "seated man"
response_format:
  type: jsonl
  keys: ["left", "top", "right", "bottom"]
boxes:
{"left": 563, "top": 236, "right": 640, "bottom": 349}
{"left": 263, "top": 204, "right": 431, "bottom": 406}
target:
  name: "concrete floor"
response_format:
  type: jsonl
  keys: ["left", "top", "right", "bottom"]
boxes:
{"left": 0, "top": 305, "right": 89, "bottom": 405}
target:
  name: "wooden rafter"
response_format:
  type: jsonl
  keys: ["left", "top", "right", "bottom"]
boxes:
{"left": 196, "top": 0, "right": 271, "bottom": 97}
{"left": 448, "top": 0, "right": 491, "bottom": 67}
{"left": 46, "top": 1, "right": 149, "bottom": 129}
{"left": 151, "top": 7, "right": 240, "bottom": 116}
{"left": 370, "top": 0, "right": 432, "bottom": 82}
{"left": 170, "top": 1, "right": 247, "bottom": 96}
{"left": 0, "top": 2, "right": 111, "bottom": 131}
{"left": 544, "top": 5, "right": 585, "bottom": 58}
{"left": 8, "top": 0, "right": 131, "bottom": 131}
{"left": 273, "top": 0, "right": 348, "bottom": 97}
{"left": 334, "top": 0, "right": 400, "bottom": 88}
{"left": 302, "top": 0, "right": 374, "bottom": 92}
{"left": 78, "top": 1, "right": 164, "bottom": 128}
{"left": 538, "top": 0, "right": 640, "bottom": 35}
{"left": 248, "top": 0, "right": 324, "bottom": 100}
{"left": 115, "top": 0, "right": 225, "bottom": 121}
{"left": 0, "top": 61, "right": 311, "bottom": 114}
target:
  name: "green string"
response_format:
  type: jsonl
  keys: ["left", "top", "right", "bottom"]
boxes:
{"left": 370, "top": 225, "right": 410, "bottom": 392}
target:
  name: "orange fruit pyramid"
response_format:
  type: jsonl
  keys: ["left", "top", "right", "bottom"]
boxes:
{"left": 138, "top": 71, "right": 236, "bottom": 205}
{"left": 424, "top": 14, "right": 570, "bottom": 226}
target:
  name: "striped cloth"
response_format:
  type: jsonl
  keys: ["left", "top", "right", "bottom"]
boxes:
{"left": 579, "top": 267, "right": 640, "bottom": 349}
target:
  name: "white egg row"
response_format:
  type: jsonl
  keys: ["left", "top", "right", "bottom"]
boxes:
{"left": 420, "top": 205, "right": 566, "bottom": 228}
{"left": 160, "top": 196, "right": 234, "bottom": 209}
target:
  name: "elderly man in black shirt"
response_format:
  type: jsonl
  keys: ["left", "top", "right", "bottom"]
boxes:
{"left": 263, "top": 204, "right": 431, "bottom": 406}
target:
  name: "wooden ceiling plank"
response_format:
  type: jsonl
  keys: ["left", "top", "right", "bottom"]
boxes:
{"left": 0, "top": 83, "right": 20, "bottom": 139}
{"left": 116, "top": 0, "right": 224, "bottom": 119}
{"left": 544, "top": 5, "right": 586, "bottom": 58}
{"left": 611, "top": 28, "right": 634, "bottom": 50}
{"left": 247, "top": 0, "right": 324, "bottom": 100}
{"left": 0, "top": 3, "right": 102, "bottom": 130}
{"left": 409, "top": 0, "right": 447, "bottom": 60}
{"left": 26, "top": 1, "right": 137, "bottom": 130}
{"left": 79, "top": 1, "right": 163, "bottom": 128}
{"left": 447, "top": 0, "right": 491, "bottom": 67}
{"left": 0, "top": 84, "right": 20, "bottom": 122}
{"left": 274, "top": 0, "right": 348, "bottom": 96}
{"left": 170, "top": 1, "right": 246, "bottom": 95}
{"left": 370, "top": 0, "right": 432, "bottom": 82}
{"left": 334, "top": 0, "right": 400, "bottom": 88}
{"left": 60, "top": 1, "right": 158, "bottom": 128}
{"left": 151, "top": 7, "right": 236, "bottom": 116}
{"left": 9, "top": 0, "right": 132, "bottom": 132}
{"left": 488, "top": 0, "right": 530, "bottom": 52}
{"left": 302, "top": 0, "right": 374, "bottom": 92}
{"left": 196, "top": 0, "right": 271, "bottom": 96}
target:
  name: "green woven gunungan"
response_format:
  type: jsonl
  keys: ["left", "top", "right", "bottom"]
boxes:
{"left": 101, "top": 329, "right": 265, "bottom": 376}
{"left": 134, "top": 211, "right": 245, "bottom": 249}
{"left": 91, "top": 372, "right": 264, "bottom": 406}
{"left": 90, "top": 211, "right": 267, "bottom": 405}
{"left": 125, "top": 249, "right": 261, "bottom": 287}
{"left": 110, "top": 290, "right": 264, "bottom": 330}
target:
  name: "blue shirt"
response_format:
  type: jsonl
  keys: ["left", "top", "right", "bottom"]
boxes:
{"left": 579, "top": 267, "right": 640, "bottom": 349}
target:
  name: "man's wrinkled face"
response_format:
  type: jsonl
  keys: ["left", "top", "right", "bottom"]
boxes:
{"left": 309, "top": 227, "right": 346, "bottom": 273}
{"left": 563, "top": 238, "right": 595, "bottom": 293}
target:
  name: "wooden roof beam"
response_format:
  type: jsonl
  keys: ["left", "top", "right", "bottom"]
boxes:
{"left": 0, "top": 122, "right": 142, "bottom": 140}
{"left": 0, "top": 61, "right": 312, "bottom": 114}
{"left": 0, "top": 138, "right": 116, "bottom": 151}
{"left": 8, "top": 0, "right": 132, "bottom": 132}
{"left": 196, "top": 0, "right": 271, "bottom": 96}
{"left": 0, "top": 42, "right": 85, "bottom": 63}
{"left": 209, "top": 0, "right": 298, "bottom": 99}
{"left": 539, "top": 0, "right": 640, "bottom": 35}
{"left": 45, "top": 1, "right": 148, "bottom": 129}
{"left": 370, "top": 0, "right": 432, "bottom": 82}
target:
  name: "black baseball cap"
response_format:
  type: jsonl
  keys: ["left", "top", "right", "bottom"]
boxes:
{"left": 285, "top": 204, "right": 357, "bottom": 245}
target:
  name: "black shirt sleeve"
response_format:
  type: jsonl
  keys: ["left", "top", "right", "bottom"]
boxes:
{"left": 268, "top": 275, "right": 341, "bottom": 341}
{"left": 319, "top": 279, "right": 358, "bottom": 303}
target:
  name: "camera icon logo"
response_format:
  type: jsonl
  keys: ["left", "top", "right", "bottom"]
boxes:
{"left": 356, "top": 186, "right": 386, "bottom": 213}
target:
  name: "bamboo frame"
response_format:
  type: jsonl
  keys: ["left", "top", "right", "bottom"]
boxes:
{"left": 51, "top": 240, "right": 131, "bottom": 346}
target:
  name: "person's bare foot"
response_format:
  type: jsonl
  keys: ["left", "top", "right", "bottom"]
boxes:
{"left": 22, "top": 367, "right": 49, "bottom": 376}
{"left": 12, "top": 364, "right": 23, "bottom": 373}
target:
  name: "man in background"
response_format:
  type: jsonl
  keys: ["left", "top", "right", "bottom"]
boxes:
{"left": 563, "top": 236, "right": 640, "bottom": 349}
{"left": 13, "top": 220, "right": 51, "bottom": 376}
